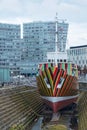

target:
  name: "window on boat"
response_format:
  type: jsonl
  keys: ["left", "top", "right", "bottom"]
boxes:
{"left": 60, "top": 59, "right": 62, "bottom": 62}
{"left": 64, "top": 59, "right": 66, "bottom": 62}
{"left": 48, "top": 59, "right": 51, "bottom": 62}
{"left": 57, "top": 59, "right": 59, "bottom": 62}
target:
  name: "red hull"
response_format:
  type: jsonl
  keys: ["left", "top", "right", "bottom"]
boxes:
{"left": 37, "top": 63, "right": 78, "bottom": 112}
{"left": 42, "top": 96, "right": 78, "bottom": 112}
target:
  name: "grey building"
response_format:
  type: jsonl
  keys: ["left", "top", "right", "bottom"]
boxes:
{"left": 23, "top": 21, "right": 68, "bottom": 74}
{"left": 0, "top": 23, "right": 21, "bottom": 75}
{"left": 0, "top": 23, "right": 20, "bottom": 40}
{"left": 0, "top": 21, "right": 68, "bottom": 76}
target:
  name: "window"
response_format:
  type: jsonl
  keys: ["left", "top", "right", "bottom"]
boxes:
{"left": 57, "top": 59, "right": 59, "bottom": 62}
{"left": 52, "top": 59, "right": 54, "bottom": 62}
{"left": 48, "top": 59, "right": 51, "bottom": 62}
{"left": 60, "top": 59, "right": 62, "bottom": 62}
{"left": 64, "top": 59, "right": 66, "bottom": 62}
{"left": 79, "top": 61, "right": 81, "bottom": 64}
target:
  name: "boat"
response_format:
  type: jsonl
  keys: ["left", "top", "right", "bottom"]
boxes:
{"left": 36, "top": 14, "right": 79, "bottom": 113}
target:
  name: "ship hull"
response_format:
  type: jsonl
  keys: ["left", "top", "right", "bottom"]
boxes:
{"left": 41, "top": 95, "right": 78, "bottom": 112}
{"left": 37, "top": 63, "right": 78, "bottom": 112}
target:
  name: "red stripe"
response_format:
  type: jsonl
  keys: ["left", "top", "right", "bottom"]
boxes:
{"left": 65, "top": 63, "right": 68, "bottom": 72}
{"left": 53, "top": 67, "right": 58, "bottom": 76}
{"left": 53, "top": 69, "right": 63, "bottom": 96}
{"left": 46, "top": 63, "right": 48, "bottom": 69}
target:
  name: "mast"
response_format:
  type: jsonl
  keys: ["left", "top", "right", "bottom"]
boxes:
{"left": 55, "top": 13, "right": 59, "bottom": 65}
{"left": 55, "top": 13, "right": 59, "bottom": 52}
{"left": 47, "top": 14, "right": 68, "bottom": 64}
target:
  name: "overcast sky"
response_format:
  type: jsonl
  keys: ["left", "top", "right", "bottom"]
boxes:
{"left": 0, "top": 0, "right": 87, "bottom": 47}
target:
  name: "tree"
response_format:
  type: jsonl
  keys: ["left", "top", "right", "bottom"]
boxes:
{"left": 9, "top": 124, "right": 25, "bottom": 130}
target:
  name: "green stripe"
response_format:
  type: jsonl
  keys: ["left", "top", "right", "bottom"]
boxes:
{"left": 48, "top": 63, "right": 51, "bottom": 68}
{"left": 42, "top": 64, "right": 44, "bottom": 71}
{"left": 62, "top": 63, "right": 65, "bottom": 70}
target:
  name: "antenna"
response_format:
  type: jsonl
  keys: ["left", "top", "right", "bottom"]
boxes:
{"left": 55, "top": 14, "right": 67, "bottom": 53}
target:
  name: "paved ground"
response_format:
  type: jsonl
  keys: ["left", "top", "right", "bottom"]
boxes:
{"left": 31, "top": 117, "right": 43, "bottom": 130}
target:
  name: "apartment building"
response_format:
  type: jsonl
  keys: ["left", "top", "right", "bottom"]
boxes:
{"left": 0, "top": 21, "right": 68, "bottom": 76}
{"left": 0, "top": 23, "right": 21, "bottom": 75}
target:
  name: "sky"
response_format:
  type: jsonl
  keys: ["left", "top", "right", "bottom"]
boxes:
{"left": 0, "top": 0, "right": 87, "bottom": 47}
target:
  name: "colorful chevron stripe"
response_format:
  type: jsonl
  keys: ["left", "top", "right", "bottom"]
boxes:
{"left": 37, "top": 63, "right": 78, "bottom": 97}
{"left": 38, "top": 63, "right": 78, "bottom": 77}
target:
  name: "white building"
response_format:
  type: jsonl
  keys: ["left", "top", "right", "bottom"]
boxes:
{"left": 67, "top": 45, "right": 87, "bottom": 68}
{"left": 47, "top": 51, "right": 67, "bottom": 64}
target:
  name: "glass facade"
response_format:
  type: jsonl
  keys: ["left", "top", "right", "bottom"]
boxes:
{"left": 0, "top": 23, "right": 21, "bottom": 75}
{"left": 23, "top": 21, "right": 68, "bottom": 74}
{"left": 0, "top": 21, "right": 68, "bottom": 75}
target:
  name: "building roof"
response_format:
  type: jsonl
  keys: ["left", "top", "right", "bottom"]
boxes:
{"left": 70, "top": 45, "right": 87, "bottom": 49}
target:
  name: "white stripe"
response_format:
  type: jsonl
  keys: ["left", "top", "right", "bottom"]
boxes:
{"left": 41, "top": 94, "right": 79, "bottom": 103}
